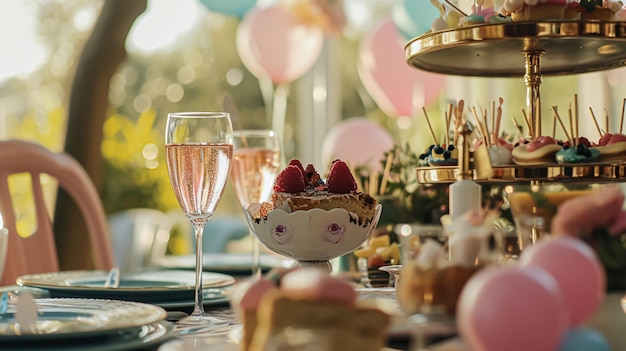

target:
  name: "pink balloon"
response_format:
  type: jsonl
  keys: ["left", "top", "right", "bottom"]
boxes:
{"left": 519, "top": 236, "right": 606, "bottom": 327}
{"left": 358, "top": 17, "right": 445, "bottom": 117}
{"left": 321, "top": 117, "right": 395, "bottom": 171}
{"left": 458, "top": 266, "right": 568, "bottom": 351}
{"left": 236, "top": 5, "right": 324, "bottom": 84}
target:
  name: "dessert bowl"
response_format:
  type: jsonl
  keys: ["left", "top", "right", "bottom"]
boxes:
{"left": 243, "top": 204, "right": 382, "bottom": 272}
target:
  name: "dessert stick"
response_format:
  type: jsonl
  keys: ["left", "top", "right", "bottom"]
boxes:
{"left": 521, "top": 109, "right": 533, "bottom": 138}
{"left": 494, "top": 97, "right": 503, "bottom": 142}
{"left": 552, "top": 111, "right": 557, "bottom": 139}
{"left": 621, "top": 98, "right": 626, "bottom": 134}
{"left": 568, "top": 104, "right": 576, "bottom": 147}
{"left": 511, "top": 116, "right": 523, "bottom": 138}
{"left": 443, "top": 0, "right": 468, "bottom": 16}
{"left": 369, "top": 169, "right": 379, "bottom": 196}
{"left": 422, "top": 106, "right": 439, "bottom": 145}
{"left": 482, "top": 107, "right": 491, "bottom": 147}
{"left": 471, "top": 106, "right": 489, "bottom": 146}
{"left": 454, "top": 100, "right": 465, "bottom": 144}
{"left": 379, "top": 151, "right": 393, "bottom": 195}
{"left": 605, "top": 108, "right": 610, "bottom": 134}
{"left": 489, "top": 101, "right": 494, "bottom": 143}
{"left": 574, "top": 94, "right": 580, "bottom": 144}
{"left": 444, "top": 112, "right": 451, "bottom": 146}
{"left": 552, "top": 106, "right": 572, "bottom": 142}
{"left": 588, "top": 107, "right": 603, "bottom": 138}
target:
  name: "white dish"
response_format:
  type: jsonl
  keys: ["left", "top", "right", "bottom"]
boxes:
{"left": 17, "top": 270, "right": 235, "bottom": 303}
{"left": 10, "top": 321, "right": 175, "bottom": 351}
{"left": 157, "top": 253, "right": 292, "bottom": 274}
{"left": 0, "top": 298, "right": 166, "bottom": 340}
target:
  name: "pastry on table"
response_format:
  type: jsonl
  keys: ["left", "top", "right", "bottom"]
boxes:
{"left": 232, "top": 268, "right": 391, "bottom": 351}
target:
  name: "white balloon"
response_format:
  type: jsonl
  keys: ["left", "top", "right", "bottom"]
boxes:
{"left": 321, "top": 117, "right": 395, "bottom": 172}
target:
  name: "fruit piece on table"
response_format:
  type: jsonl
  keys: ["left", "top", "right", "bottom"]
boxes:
{"left": 375, "top": 246, "right": 392, "bottom": 261}
{"left": 354, "top": 247, "right": 375, "bottom": 259}
{"left": 368, "top": 254, "right": 385, "bottom": 268}
{"left": 369, "top": 235, "right": 391, "bottom": 251}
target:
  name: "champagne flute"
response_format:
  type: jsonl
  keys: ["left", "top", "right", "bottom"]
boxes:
{"left": 165, "top": 112, "right": 233, "bottom": 328}
{"left": 230, "top": 129, "right": 281, "bottom": 277}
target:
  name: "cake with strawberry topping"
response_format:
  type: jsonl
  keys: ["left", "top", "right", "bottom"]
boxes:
{"left": 259, "top": 159, "right": 378, "bottom": 225}
{"left": 232, "top": 268, "right": 390, "bottom": 351}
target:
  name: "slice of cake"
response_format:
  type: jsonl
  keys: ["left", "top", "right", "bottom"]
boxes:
{"left": 235, "top": 268, "right": 390, "bottom": 351}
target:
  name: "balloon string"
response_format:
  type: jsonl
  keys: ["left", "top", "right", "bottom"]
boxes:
{"left": 272, "top": 83, "right": 290, "bottom": 166}
{"left": 259, "top": 78, "right": 275, "bottom": 128}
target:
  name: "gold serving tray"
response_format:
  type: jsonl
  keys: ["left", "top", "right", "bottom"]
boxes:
{"left": 405, "top": 20, "right": 626, "bottom": 77}
{"left": 416, "top": 162, "right": 626, "bottom": 184}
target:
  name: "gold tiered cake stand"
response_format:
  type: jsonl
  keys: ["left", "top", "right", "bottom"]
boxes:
{"left": 405, "top": 20, "right": 626, "bottom": 184}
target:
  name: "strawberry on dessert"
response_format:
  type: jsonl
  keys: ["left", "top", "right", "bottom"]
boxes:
{"left": 595, "top": 133, "right": 626, "bottom": 162}
{"left": 512, "top": 136, "right": 561, "bottom": 165}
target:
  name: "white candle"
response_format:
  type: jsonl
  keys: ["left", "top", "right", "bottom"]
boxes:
{"left": 449, "top": 179, "right": 481, "bottom": 220}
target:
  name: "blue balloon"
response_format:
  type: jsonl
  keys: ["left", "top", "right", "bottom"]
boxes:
{"left": 558, "top": 328, "right": 612, "bottom": 351}
{"left": 198, "top": 0, "right": 257, "bottom": 18}
{"left": 392, "top": 0, "right": 440, "bottom": 39}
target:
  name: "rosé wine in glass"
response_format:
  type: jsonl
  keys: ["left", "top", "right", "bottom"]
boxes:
{"left": 165, "top": 112, "right": 233, "bottom": 332}
{"left": 230, "top": 130, "right": 280, "bottom": 277}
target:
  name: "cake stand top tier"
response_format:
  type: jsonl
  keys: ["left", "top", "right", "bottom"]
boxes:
{"left": 405, "top": 20, "right": 626, "bottom": 77}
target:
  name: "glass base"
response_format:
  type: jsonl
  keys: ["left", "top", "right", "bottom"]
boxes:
{"left": 176, "top": 314, "right": 232, "bottom": 336}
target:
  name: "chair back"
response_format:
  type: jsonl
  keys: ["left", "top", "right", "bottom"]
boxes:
{"left": 0, "top": 140, "right": 113, "bottom": 285}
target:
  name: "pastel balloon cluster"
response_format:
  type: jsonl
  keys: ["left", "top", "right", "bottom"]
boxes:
{"left": 321, "top": 117, "right": 395, "bottom": 172}
{"left": 357, "top": 17, "right": 445, "bottom": 118}
{"left": 457, "top": 236, "right": 611, "bottom": 351}
{"left": 236, "top": 4, "right": 324, "bottom": 84}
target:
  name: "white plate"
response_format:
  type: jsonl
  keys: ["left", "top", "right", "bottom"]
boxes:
{"left": 17, "top": 270, "right": 235, "bottom": 303}
{"left": 157, "top": 254, "right": 292, "bottom": 274}
{"left": 0, "top": 298, "right": 166, "bottom": 341}
{"left": 9, "top": 321, "right": 175, "bottom": 351}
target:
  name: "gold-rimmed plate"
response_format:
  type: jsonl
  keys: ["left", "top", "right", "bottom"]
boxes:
{"left": 0, "top": 298, "right": 167, "bottom": 344}
{"left": 17, "top": 270, "right": 235, "bottom": 303}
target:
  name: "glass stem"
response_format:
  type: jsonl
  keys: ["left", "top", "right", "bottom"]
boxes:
{"left": 251, "top": 231, "right": 262, "bottom": 278}
{"left": 191, "top": 222, "right": 205, "bottom": 317}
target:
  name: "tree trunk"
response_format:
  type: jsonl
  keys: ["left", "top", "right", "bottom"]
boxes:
{"left": 54, "top": 0, "right": 147, "bottom": 270}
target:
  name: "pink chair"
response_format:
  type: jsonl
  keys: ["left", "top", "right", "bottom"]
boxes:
{"left": 0, "top": 140, "right": 113, "bottom": 285}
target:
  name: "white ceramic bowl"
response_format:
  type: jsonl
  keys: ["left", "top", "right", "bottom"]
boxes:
{"left": 244, "top": 204, "right": 382, "bottom": 272}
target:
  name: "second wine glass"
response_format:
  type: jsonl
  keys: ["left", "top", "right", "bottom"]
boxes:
{"left": 230, "top": 129, "right": 281, "bottom": 277}
{"left": 165, "top": 112, "right": 233, "bottom": 331}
